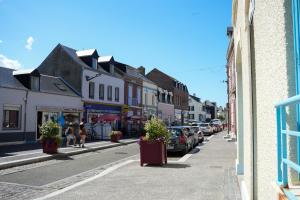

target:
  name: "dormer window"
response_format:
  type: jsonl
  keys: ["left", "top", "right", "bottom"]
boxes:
{"left": 92, "top": 58, "right": 97, "bottom": 69}
{"left": 31, "top": 76, "right": 39, "bottom": 91}
{"left": 110, "top": 64, "right": 114, "bottom": 74}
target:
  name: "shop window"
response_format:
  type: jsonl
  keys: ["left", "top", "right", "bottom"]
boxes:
{"left": 115, "top": 87, "right": 119, "bottom": 102}
{"left": 99, "top": 84, "right": 104, "bottom": 100}
{"left": 2, "top": 105, "right": 21, "bottom": 129}
{"left": 107, "top": 85, "right": 112, "bottom": 101}
{"left": 89, "top": 82, "right": 95, "bottom": 99}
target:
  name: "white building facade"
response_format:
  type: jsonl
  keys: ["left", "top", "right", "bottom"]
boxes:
{"left": 188, "top": 95, "right": 206, "bottom": 122}
{"left": 142, "top": 79, "right": 158, "bottom": 121}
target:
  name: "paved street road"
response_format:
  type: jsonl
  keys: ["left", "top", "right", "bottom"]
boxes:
{"left": 0, "top": 133, "right": 240, "bottom": 200}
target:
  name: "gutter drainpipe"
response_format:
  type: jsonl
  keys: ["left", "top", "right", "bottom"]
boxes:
{"left": 249, "top": 22, "right": 256, "bottom": 200}
{"left": 24, "top": 90, "right": 28, "bottom": 142}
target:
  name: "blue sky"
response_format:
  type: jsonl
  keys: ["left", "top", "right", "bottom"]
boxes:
{"left": 0, "top": 0, "right": 232, "bottom": 106}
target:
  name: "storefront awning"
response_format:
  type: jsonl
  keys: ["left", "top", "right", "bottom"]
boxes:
{"left": 98, "top": 114, "right": 120, "bottom": 121}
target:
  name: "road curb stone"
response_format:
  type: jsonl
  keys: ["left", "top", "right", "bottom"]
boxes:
{"left": 0, "top": 140, "right": 138, "bottom": 170}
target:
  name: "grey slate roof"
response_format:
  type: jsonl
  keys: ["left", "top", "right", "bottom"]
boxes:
{"left": 189, "top": 95, "right": 201, "bottom": 103}
{"left": 0, "top": 67, "right": 27, "bottom": 90}
{"left": 39, "top": 74, "right": 79, "bottom": 97}
{"left": 60, "top": 44, "right": 121, "bottom": 77}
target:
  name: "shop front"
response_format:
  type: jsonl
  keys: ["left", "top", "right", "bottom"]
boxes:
{"left": 84, "top": 103, "right": 121, "bottom": 129}
{"left": 123, "top": 108, "right": 142, "bottom": 137}
{"left": 36, "top": 106, "right": 82, "bottom": 139}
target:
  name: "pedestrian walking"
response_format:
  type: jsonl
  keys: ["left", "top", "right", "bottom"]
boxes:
{"left": 79, "top": 122, "right": 87, "bottom": 148}
{"left": 66, "top": 123, "right": 77, "bottom": 146}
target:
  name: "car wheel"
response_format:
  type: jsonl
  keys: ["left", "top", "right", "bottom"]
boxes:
{"left": 182, "top": 145, "right": 188, "bottom": 155}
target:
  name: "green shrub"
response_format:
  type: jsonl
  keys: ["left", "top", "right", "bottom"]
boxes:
{"left": 39, "top": 121, "right": 62, "bottom": 145}
{"left": 144, "top": 117, "right": 170, "bottom": 143}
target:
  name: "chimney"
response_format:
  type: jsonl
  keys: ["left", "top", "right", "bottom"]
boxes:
{"left": 138, "top": 66, "right": 145, "bottom": 75}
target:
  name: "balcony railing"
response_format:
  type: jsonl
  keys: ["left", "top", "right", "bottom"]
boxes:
{"left": 276, "top": 94, "right": 300, "bottom": 199}
{"left": 128, "top": 97, "right": 140, "bottom": 107}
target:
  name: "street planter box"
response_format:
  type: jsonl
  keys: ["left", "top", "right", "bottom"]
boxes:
{"left": 42, "top": 139, "right": 58, "bottom": 154}
{"left": 140, "top": 140, "right": 167, "bottom": 166}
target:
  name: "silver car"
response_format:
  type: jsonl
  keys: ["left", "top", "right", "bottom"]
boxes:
{"left": 199, "top": 123, "right": 214, "bottom": 136}
{"left": 191, "top": 125, "right": 204, "bottom": 143}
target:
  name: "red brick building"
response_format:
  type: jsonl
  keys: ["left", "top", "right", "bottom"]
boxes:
{"left": 226, "top": 27, "right": 236, "bottom": 135}
{"left": 115, "top": 62, "right": 143, "bottom": 136}
{"left": 146, "top": 68, "right": 189, "bottom": 125}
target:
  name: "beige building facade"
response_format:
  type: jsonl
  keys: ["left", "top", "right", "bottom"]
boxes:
{"left": 232, "top": 0, "right": 296, "bottom": 199}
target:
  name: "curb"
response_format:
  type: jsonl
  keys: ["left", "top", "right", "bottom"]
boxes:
{"left": 0, "top": 140, "right": 138, "bottom": 170}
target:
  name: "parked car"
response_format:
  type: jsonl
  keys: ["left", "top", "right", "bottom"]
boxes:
{"left": 210, "top": 119, "right": 223, "bottom": 132}
{"left": 191, "top": 124, "right": 204, "bottom": 143}
{"left": 167, "top": 126, "right": 194, "bottom": 155}
{"left": 199, "top": 123, "right": 214, "bottom": 136}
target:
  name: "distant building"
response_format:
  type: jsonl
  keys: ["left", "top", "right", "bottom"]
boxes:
{"left": 37, "top": 44, "right": 125, "bottom": 136}
{"left": 114, "top": 62, "right": 143, "bottom": 136}
{"left": 203, "top": 100, "right": 217, "bottom": 121}
{"left": 0, "top": 66, "right": 82, "bottom": 145}
{"left": 226, "top": 26, "right": 236, "bottom": 135}
{"left": 188, "top": 94, "right": 206, "bottom": 122}
{"left": 146, "top": 68, "right": 189, "bottom": 125}
{"left": 137, "top": 66, "right": 158, "bottom": 122}
{"left": 157, "top": 87, "right": 175, "bottom": 126}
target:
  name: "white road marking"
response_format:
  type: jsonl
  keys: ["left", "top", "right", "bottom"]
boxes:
{"left": 43, "top": 153, "right": 139, "bottom": 187}
{"left": 33, "top": 159, "right": 135, "bottom": 200}
{"left": 206, "top": 135, "right": 214, "bottom": 141}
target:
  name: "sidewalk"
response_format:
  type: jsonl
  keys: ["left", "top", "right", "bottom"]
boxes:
{"left": 37, "top": 132, "right": 241, "bottom": 200}
{"left": 0, "top": 139, "right": 138, "bottom": 170}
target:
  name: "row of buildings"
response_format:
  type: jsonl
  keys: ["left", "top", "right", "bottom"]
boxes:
{"left": 0, "top": 44, "right": 218, "bottom": 145}
{"left": 226, "top": 0, "right": 300, "bottom": 199}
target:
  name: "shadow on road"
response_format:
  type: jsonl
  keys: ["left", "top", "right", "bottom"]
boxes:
{"left": 55, "top": 154, "right": 74, "bottom": 160}
{"left": 145, "top": 163, "right": 191, "bottom": 168}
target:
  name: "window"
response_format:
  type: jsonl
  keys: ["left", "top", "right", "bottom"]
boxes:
{"left": 99, "top": 84, "right": 104, "bottom": 100}
{"left": 145, "top": 93, "right": 148, "bottom": 105}
{"left": 89, "top": 82, "right": 95, "bottom": 99}
{"left": 162, "top": 93, "right": 166, "bottom": 103}
{"left": 189, "top": 114, "right": 194, "bottom": 120}
{"left": 128, "top": 84, "right": 133, "bottom": 106}
{"left": 115, "top": 87, "right": 119, "bottom": 102}
{"left": 92, "top": 58, "right": 97, "bottom": 69}
{"left": 152, "top": 94, "right": 155, "bottom": 106}
{"left": 107, "top": 85, "right": 112, "bottom": 101}
{"left": 31, "top": 76, "right": 39, "bottom": 91}
{"left": 137, "top": 87, "right": 141, "bottom": 105}
{"left": 191, "top": 106, "right": 194, "bottom": 111}
{"left": 110, "top": 64, "right": 115, "bottom": 74}
{"left": 3, "top": 105, "right": 21, "bottom": 129}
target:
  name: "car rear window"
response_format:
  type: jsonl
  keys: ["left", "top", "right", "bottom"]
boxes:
{"left": 200, "top": 124, "right": 208, "bottom": 127}
{"left": 168, "top": 128, "right": 182, "bottom": 136}
{"left": 191, "top": 127, "right": 199, "bottom": 132}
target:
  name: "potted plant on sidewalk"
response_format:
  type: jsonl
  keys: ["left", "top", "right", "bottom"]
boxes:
{"left": 140, "top": 117, "right": 170, "bottom": 166}
{"left": 39, "top": 121, "right": 62, "bottom": 154}
{"left": 110, "top": 131, "right": 122, "bottom": 142}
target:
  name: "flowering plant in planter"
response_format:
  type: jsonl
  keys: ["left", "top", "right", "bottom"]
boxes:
{"left": 110, "top": 131, "right": 122, "bottom": 142}
{"left": 142, "top": 117, "right": 170, "bottom": 143}
{"left": 140, "top": 118, "right": 170, "bottom": 166}
{"left": 39, "top": 121, "right": 62, "bottom": 154}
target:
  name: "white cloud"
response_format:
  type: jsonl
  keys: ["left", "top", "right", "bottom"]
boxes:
{"left": 0, "top": 54, "right": 22, "bottom": 70}
{"left": 25, "top": 36, "right": 34, "bottom": 50}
